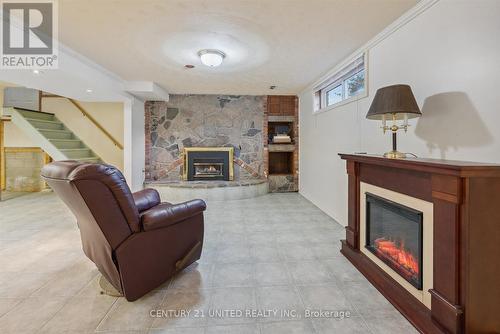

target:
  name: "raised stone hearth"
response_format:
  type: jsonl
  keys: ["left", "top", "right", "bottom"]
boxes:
{"left": 146, "top": 179, "right": 268, "bottom": 201}
{"left": 268, "top": 174, "right": 297, "bottom": 192}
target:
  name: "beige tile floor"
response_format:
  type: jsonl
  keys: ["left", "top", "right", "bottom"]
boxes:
{"left": 0, "top": 191, "right": 418, "bottom": 334}
{"left": 0, "top": 191, "right": 30, "bottom": 202}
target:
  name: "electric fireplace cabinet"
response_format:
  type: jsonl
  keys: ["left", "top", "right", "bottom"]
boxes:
{"left": 339, "top": 154, "right": 500, "bottom": 334}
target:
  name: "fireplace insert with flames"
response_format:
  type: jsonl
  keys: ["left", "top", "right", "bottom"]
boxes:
{"left": 365, "top": 193, "right": 423, "bottom": 290}
{"left": 184, "top": 149, "right": 232, "bottom": 181}
{"left": 193, "top": 162, "right": 224, "bottom": 178}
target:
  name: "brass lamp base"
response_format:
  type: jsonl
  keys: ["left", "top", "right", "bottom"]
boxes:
{"left": 383, "top": 150, "right": 407, "bottom": 159}
{"left": 383, "top": 131, "right": 407, "bottom": 159}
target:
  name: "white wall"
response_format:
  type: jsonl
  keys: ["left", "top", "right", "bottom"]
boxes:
{"left": 0, "top": 83, "right": 36, "bottom": 147}
{"left": 0, "top": 42, "right": 146, "bottom": 188}
{"left": 123, "top": 98, "right": 145, "bottom": 192}
{"left": 3, "top": 123, "right": 36, "bottom": 147}
{"left": 42, "top": 98, "right": 124, "bottom": 169}
{"left": 299, "top": 0, "right": 500, "bottom": 226}
{"left": 1, "top": 82, "right": 125, "bottom": 168}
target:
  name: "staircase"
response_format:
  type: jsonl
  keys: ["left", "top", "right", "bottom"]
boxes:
{"left": 4, "top": 107, "right": 101, "bottom": 163}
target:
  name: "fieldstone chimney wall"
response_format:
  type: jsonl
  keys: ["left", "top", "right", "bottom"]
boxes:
{"left": 145, "top": 95, "right": 265, "bottom": 181}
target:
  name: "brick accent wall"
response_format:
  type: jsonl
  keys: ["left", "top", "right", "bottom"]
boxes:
{"left": 293, "top": 96, "right": 299, "bottom": 190}
{"left": 144, "top": 104, "right": 152, "bottom": 180}
{"left": 266, "top": 95, "right": 299, "bottom": 192}
{"left": 263, "top": 98, "right": 269, "bottom": 178}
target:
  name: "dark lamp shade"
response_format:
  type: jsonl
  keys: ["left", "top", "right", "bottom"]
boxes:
{"left": 366, "top": 84, "right": 421, "bottom": 120}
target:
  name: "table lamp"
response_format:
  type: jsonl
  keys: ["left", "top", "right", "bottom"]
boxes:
{"left": 366, "top": 84, "right": 421, "bottom": 159}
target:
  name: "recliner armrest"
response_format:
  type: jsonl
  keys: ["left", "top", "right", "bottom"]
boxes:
{"left": 133, "top": 188, "right": 161, "bottom": 212}
{"left": 141, "top": 199, "right": 206, "bottom": 231}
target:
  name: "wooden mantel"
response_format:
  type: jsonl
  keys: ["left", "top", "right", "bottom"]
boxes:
{"left": 339, "top": 153, "right": 500, "bottom": 334}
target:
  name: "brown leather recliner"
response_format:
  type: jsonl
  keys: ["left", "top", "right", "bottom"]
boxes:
{"left": 41, "top": 161, "right": 206, "bottom": 301}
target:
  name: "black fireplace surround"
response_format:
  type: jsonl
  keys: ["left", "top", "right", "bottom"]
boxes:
{"left": 365, "top": 193, "right": 423, "bottom": 290}
{"left": 185, "top": 150, "right": 231, "bottom": 181}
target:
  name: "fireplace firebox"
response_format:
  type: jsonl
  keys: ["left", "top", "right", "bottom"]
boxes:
{"left": 365, "top": 193, "right": 423, "bottom": 290}
{"left": 183, "top": 147, "right": 234, "bottom": 181}
{"left": 193, "top": 162, "right": 224, "bottom": 178}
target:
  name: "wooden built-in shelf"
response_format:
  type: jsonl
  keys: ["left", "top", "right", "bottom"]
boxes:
{"left": 267, "top": 122, "right": 294, "bottom": 145}
{"left": 268, "top": 144, "right": 295, "bottom": 152}
{"left": 268, "top": 115, "right": 295, "bottom": 123}
{"left": 268, "top": 151, "right": 293, "bottom": 175}
{"left": 265, "top": 95, "right": 298, "bottom": 192}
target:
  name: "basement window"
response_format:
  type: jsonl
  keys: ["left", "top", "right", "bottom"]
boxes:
{"left": 313, "top": 53, "right": 367, "bottom": 112}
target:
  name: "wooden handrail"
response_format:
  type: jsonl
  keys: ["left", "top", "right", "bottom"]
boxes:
{"left": 67, "top": 99, "right": 124, "bottom": 150}
{"left": 40, "top": 93, "right": 123, "bottom": 150}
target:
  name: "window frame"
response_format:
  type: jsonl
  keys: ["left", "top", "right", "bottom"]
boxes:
{"left": 313, "top": 53, "right": 368, "bottom": 114}
{"left": 344, "top": 68, "right": 365, "bottom": 99}
{"left": 325, "top": 83, "right": 343, "bottom": 106}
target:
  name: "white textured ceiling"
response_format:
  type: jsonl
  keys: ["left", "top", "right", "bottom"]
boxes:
{"left": 59, "top": 0, "right": 418, "bottom": 95}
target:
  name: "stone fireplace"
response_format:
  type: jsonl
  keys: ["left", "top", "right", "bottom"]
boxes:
{"left": 183, "top": 147, "right": 234, "bottom": 181}
{"left": 144, "top": 95, "right": 264, "bottom": 182}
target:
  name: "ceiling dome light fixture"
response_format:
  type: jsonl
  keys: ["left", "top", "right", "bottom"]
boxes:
{"left": 198, "top": 49, "right": 225, "bottom": 67}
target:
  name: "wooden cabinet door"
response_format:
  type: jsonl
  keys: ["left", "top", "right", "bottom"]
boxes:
{"left": 268, "top": 96, "right": 281, "bottom": 116}
{"left": 268, "top": 95, "right": 297, "bottom": 116}
{"left": 280, "top": 96, "right": 296, "bottom": 116}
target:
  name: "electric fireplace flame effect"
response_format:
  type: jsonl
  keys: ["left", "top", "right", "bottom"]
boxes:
{"left": 365, "top": 193, "right": 423, "bottom": 290}
{"left": 374, "top": 237, "right": 419, "bottom": 282}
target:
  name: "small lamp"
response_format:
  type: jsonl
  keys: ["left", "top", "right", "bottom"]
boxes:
{"left": 366, "top": 84, "right": 421, "bottom": 159}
